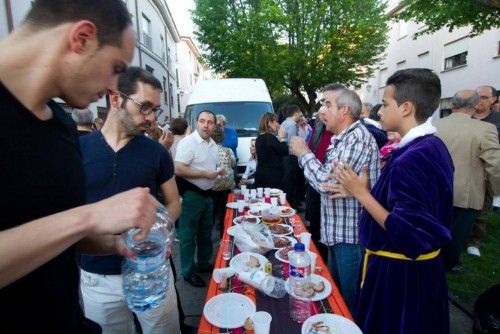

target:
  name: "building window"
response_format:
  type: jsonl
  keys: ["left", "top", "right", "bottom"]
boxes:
{"left": 397, "top": 21, "right": 408, "bottom": 39}
{"left": 444, "top": 37, "right": 468, "bottom": 70}
{"left": 142, "top": 15, "right": 152, "bottom": 51}
{"left": 379, "top": 68, "right": 388, "bottom": 87}
{"left": 145, "top": 65, "right": 154, "bottom": 73}
{"left": 396, "top": 60, "right": 406, "bottom": 69}
{"left": 169, "top": 83, "right": 174, "bottom": 106}
{"left": 160, "top": 35, "right": 165, "bottom": 61}
{"left": 418, "top": 52, "right": 430, "bottom": 68}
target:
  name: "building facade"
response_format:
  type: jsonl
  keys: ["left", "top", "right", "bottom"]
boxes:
{"left": 357, "top": 1, "right": 500, "bottom": 113}
{"left": 0, "top": 0, "right": 181, "bottom": 122}
{"left": 177, "top": 36, "right": 208, "bottom": 116}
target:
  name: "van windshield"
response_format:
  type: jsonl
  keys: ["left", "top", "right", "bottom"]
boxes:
{"left": 186, "top": 102, "right": 273, "bottom": 137}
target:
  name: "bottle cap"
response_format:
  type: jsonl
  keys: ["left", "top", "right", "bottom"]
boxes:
{"left": 294, "top": 242, "right": 305, "bottom": 251}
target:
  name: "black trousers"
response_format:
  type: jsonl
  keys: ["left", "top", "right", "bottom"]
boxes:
{"left": 305, "top": 184, "right": 329, "bottom": 263}
{"left": 443, "top": 206, "right": 479, "bottom": 270}
{"left": 282, "top": 155, "right": 305, "bottom": 208}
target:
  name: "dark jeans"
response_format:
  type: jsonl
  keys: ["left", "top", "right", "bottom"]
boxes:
{"left": 328, "top": 243, "right": 363, "bottom": 315}
{"left": 443, "top": 206, "right": 479, "bottom": 270}
{"left": 282, "top": 155, "right": 305, "bottom": 208}
{"left": 305, "top": 184, "right": 329, "bottom": 263}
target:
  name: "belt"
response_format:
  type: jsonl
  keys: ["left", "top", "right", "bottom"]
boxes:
{"left": 360, "top": 248, "right": 441, "bottom": 288}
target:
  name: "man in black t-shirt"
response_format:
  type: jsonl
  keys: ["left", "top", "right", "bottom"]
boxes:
{"left": 0, "top": 1, "right": 160, "bottom": 332}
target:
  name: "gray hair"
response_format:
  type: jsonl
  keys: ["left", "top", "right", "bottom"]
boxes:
{"left": 336, "top": 89, "right": 362, "bottom": 120}
{"left": 71, "top": 108, "right": 94, "bottom": 125}
{"left": 363, "top": 102, "right": 374, "bottom": 111}
{"left": 451, "top": 90, "right": 480, "bottom": 109}
{"left": 216, "top": 114, "right": 226, "bottom": 124}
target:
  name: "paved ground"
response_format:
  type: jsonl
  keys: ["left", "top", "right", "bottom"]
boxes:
{"left": 171, "top": 221, "right": 474, "bottom": 333}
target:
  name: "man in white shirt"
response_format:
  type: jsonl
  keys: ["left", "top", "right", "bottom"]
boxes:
{"left": 175, "top": 110, "right": 220, "bottom": 287}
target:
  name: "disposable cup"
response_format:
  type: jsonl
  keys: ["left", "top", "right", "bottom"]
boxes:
{"left": 212, "top": 267, "right": 235, "bottom": 283}
{"left": 253, "top": 311, "right": 272, "bottom": 334}
{"left": 307, "top": 251, "right": 317, "bottom": 273}
{"left": 300, "top": 232, "right": 312, "bottom": 250}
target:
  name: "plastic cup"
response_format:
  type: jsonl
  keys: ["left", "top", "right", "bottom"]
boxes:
{"left": 307, "top": 251, "right": 317, "bottom": 273}
{"left": 237, "top": 200, "right": 245, "bottom": 214}
{"left": 212, "top": 267, "right": 235, "bottom": 283}
{"left": 279, "top": 192, "right": 287, "bottom": 205}
{"left": 270, "top": 197, "right": 278, "bottom": 207}
{"left": 300, "top": 232, "right": 312, "bottom": 250}
{"left": 257, "top": 187, "right": 263, "bottom": 198}
{"left": 253, "top": 311, "right": 272, "bottom": 334}
{"left": 291, "top": 219, "right": 302, "bottom": 238}
{"left": 241, "top": 185, "right": 247, "bottom": 192}
{"left": 221, "top": 240, "right": 233, "bottom": 260}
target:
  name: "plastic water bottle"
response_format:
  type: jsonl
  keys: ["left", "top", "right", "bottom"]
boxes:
{"left": 238, "top": 269, "right": 287, "bottom": 298}
{"left": 289, "top": 242, "right": 312, "bottom": 322}
{"left": 122, "top": 205, "right": 175, "bottom": 312}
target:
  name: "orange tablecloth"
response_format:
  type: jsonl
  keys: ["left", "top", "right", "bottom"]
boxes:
{"left": 198, "top": 194, "right": 351, "bottom": 333}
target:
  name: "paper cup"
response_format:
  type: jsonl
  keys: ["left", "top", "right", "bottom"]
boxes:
{"left": 307, "top": 251, "right": 317, "bottom": 274}
{"left": 257, "top": 187, "right": 263, "bottom": 198}
{"left": 270, "top": 197, "right": 278, "bottom": 207}
{"left": 240, "top": 185, "right": 247, "bottom": 192}
{"left": 212, "top": 267, "right": 235, "bottom": 283}
{"left": 237, "top": 200, "right": 246, "bottom": 213}
{"left": 300, "top": 232, "right": 312, "bottom": 250}
{"left": 279, "top": 192, "right": 286, "bottom": 205}
{"left": 253, "top": 311, "right": 272, "bottom": 334}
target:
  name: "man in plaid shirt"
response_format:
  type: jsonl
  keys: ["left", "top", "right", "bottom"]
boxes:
{"left": 290, "top": 85, "right": 380, "bottom": 313}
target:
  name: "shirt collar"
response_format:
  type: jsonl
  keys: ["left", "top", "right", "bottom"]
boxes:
{"left": 193, "top": 129, "right": 214, "bottom": 145}
{"left": 330, "top": 120, "right": 361, "bottom": 145}
{"left": 397, "top": 117, "right": 436, "bottom": 149}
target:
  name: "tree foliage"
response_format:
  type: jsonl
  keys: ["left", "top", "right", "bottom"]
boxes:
{"left": 192, "top": 0, "right": 389, "bottom": 114}
{"left": 396, "top": 0, "right": 500, "bottom": 38}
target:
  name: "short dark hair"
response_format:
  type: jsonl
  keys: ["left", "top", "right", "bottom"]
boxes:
{"left": 284, "top": 104, "right": 301, "bottom": 117}
{"left": 259, "top": 112, "right": 277, "bottom": 133}
{"left": 196, "top": 110, "right": 216, "bottom": 123}
{"left": 170, "top": 117, "right": 188, "bottom": 135}
{"left": 370, "top": 104, "right": 382, "bottom": 121}
{"left": 25, "top": 0, "right": 131, "bottom": 47}
{"left": 118, "top": 66, "right": 162, "bottom": 95}
{"left": 386, "top": 68, "right": 441, "bottom": 123}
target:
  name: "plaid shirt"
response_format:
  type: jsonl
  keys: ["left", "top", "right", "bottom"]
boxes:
{"left": 299, "top": 120, "right": 380, "bottom": 246}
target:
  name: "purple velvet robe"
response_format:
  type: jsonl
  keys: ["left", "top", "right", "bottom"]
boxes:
{"left": 356, "top": 135, "right": 453, "bottom": 334}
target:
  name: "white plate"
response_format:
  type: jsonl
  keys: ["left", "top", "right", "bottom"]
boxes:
{"left": 272, "top": 235, "right": 297, "bottom": 249}
{"left": 248, "top": 202, "right": 272, "bottom": 216}
{"left": 233, "top": 215, "right": 261, "bottom": 225}
{"left": 229, "top": 252, "right": 269, "bottom": 272}
{"left": 226, "top": 202, "right": 239, "bottom": 209}
{"left": 276, "top": 206, "right": 296, "bottom": 217}
{"left": 301, "top": 313, "right": 362, "bottom": 334}
{"left": 268, "top": 223, "right": 293, "bottom": 236}
{"left": 274, "top": 246, "right": 294, "bottom": 263}
{"left": 203, "top": 293, "right": 256, "bottom": 329}
{"left": 286, "top": 274, "right": 332, "bottom": 302}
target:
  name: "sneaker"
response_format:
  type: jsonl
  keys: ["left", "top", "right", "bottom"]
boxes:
{"left": 467, "top": 246, "right": 481, "bottom": 257}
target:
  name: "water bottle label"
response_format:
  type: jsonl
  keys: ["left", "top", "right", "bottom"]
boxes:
{"left": 289, "top": 265, "right": 310, "bottom": 279}
{"left": 127, "top": 252, "right": 166, "bottom": 272}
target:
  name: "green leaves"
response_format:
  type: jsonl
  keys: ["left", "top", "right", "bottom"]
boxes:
{"left": 193, "top": 0, "right": 389, "bottom": 114}
{"left": 396, "top": 0, "right": 500, "bottom": 38}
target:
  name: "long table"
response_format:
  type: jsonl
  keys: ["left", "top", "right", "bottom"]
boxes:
{"left": 198, "top": 194, "right": 351, "bottom": 333}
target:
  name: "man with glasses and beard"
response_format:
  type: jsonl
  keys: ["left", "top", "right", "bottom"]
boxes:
{"left": 79, "top": 67, "right": 182, "bottom": 333}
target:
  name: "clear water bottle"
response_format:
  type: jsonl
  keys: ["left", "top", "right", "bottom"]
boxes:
{"left": 122, "top": 205, "right": 175, "bottom": 312}
{"left": 289, "top": 242, "right": 312, "bottom": 322}
{"left": 238, "top": 269, "right": 287, "bottom": 298}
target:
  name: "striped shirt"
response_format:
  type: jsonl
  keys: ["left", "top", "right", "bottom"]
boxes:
{"left": 299, "top": 120, "right": 380, "bottom": 246}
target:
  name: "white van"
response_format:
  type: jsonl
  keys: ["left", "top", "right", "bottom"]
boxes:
{"left": 184, "top": 78, "right": 273, "bottom": 175}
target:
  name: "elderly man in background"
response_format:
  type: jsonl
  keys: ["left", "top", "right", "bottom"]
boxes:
{"left": 436, "top": 90, "right": 500, "bottom": 270}
{"left": 216, "top": 114, "right": 238, "bottom": 160}
{"left": 71, "top": 108, "right": 95, "bottom": 136}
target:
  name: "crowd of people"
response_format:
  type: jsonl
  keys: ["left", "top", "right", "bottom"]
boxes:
{"left": 1, "top": 1, "right": 499, "bottom": 334}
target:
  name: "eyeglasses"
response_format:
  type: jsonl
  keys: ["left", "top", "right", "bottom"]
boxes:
{"left": 479, "top": 96, "right": 492, "bottom": 100}
{"left": 119, "top": 91, "right": 163, "bottom": 116}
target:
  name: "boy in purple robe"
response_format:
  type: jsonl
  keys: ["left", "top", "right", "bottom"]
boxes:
{"left": 324, "top": 68, "right": 453, "bottom": 334}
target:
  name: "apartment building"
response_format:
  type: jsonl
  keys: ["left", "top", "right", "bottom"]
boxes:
{"left": 0, "top": 0, "right": 181, "bottom": 122}
{"left": 358, "top": 1, "right": 500, "bottom": 113}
